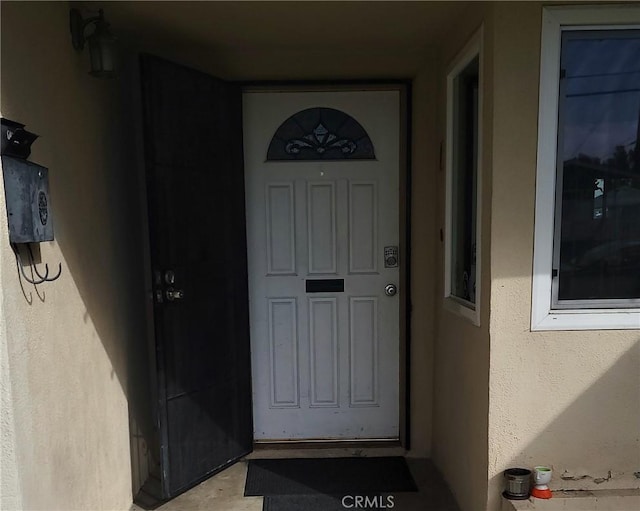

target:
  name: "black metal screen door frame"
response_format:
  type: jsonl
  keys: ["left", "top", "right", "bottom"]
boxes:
{"left": 140, "top": 54, "right": 253, "bottom": 500}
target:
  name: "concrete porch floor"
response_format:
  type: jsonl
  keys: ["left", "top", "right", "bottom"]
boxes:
{"left": 130, "top": 448, "right": 461, "bottom": 511}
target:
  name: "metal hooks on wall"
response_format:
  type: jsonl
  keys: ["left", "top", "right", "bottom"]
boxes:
{"left": 12, "top": 243, "right": 62, "bottom": 287}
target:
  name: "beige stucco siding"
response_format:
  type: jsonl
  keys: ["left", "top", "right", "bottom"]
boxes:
{"left": 488, "top": 3, "right": 640, "bottom": 511}
{"left": 409, "top": 51, "right": 438, "bottom": 458}
{"left": 0, "top": 2, "right": 439, "bottom": 509}
{"left": 0, "top": 2, "right": 147, "bottom": 509}
{"left": 432, "top": 4, "right": 494, "bottom": 511}
{"left": 0, "top": 209, "right": 21, "bottom": 510}
{"left": 5, "top": 4, "right": 636, "bottom": 511}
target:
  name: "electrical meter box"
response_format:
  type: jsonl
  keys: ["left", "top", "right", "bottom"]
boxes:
{"left": 1, "top": 155, "right": 54, "bottom": 243}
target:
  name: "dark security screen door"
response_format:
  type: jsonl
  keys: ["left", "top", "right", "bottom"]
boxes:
{"left": 140, "top": 55, "right": 253, "bottom": 499}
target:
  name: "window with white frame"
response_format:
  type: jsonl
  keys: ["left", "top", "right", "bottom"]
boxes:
{"left": 445, "top": 29, "right": 483, "bottom": 325}
{"left": 532, "top": 6, "right": 640, "bottom": 330}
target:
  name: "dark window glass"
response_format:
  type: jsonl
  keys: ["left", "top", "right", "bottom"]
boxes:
{"left": 451, "top": 57, "right": 479, "bottom": 304}
{"left": 556, "top": 30, "right": 640, "bottom": 303}
{"left": 266, "top": 107, "right": 375, "bottom": 161}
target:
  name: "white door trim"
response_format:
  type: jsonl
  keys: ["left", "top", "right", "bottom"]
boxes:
{"left": 241, "top": 82, "right": 411, "bottom": 445}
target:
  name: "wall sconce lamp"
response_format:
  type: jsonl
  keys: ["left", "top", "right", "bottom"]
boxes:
{"left": 70, "top": 8, "right": 117, "bottom": 78}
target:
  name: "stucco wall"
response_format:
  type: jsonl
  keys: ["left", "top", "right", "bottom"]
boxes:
{"left": 0, "top": 205, "right": 21, "bottom": 510}
{"left": 487, "top": 3, "right": 640, "bottom": 510}
{"left": 409, "top": 52, "right": 438, "bottom": 458}
{"left": 0, "top": 4, "right": 441, "bottom": 510}
{"left": 431, "top": 4, "right": 494, "bottom": 511}
{"left": 0, "top": 2, "right": 148, "bottom": 509}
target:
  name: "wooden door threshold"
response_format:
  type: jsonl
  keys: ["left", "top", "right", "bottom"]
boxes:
{"left": 255, "top": 439, "right": 400, "bottom": 449}
{"left": 246, "top": 440, "right": 405, "bottom": 459}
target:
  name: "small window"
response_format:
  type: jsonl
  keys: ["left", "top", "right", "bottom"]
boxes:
{"left": 532, "top": 6, "right": 640, "bottom": 330}
{"left": 266, "top": 107, "right": 375, "bottom": 161}
{"left": 444, "top": 29, "right": 483, "bottom": 325}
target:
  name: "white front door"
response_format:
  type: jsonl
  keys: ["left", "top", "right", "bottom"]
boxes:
{"left": 243, "top": 90, "right": 400, "bottom": 440}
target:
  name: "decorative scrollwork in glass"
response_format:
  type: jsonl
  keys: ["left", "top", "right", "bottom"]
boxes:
{"left": 267, "top": 107, "right": 375, "bottom": 161}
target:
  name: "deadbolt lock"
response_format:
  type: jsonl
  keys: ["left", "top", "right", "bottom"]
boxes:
{"left": 384, "top": 246, "right": 399, "bottom": 268}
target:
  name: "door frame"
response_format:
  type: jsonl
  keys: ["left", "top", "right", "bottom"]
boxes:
{"left": 239, "top": 81, "right": 412, "bottom": 449}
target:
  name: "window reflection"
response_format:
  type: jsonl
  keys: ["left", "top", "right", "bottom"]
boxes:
{"left": 557, "top": 30, "right": 640, "bottom": 302}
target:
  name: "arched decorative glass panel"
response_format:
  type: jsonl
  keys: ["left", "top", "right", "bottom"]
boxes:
{"left": 267, "top": 107, "right": 376, "bottom": 161}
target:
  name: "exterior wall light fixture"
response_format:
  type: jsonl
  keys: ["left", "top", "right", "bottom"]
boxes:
{"left": 70, "top": 8, "right": 117, "bottom": 78}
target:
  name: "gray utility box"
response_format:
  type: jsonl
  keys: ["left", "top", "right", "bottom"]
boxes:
{"left": 1, "top": 155, "right": 54, "bottom": 243}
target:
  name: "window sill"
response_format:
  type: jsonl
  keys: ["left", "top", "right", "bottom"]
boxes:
{"left": 532, "top": 309, "right": 640, "bottom": 331}
{"left": 443, "top": 296, "right": 480, "bottom": 326}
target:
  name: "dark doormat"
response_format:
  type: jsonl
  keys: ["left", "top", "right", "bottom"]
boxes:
{"left": 263, "top": 494, "right": 388, "bottom": 511}
{"left": 244, "top": 457, "right": 418, "bottom": 496}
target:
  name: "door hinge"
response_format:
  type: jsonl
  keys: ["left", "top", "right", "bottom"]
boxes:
{"left": 552, "top": 268, "right": 559, "bottom": 278}
{"left": 439, "top": 141, "right": 444, "bottom": 171}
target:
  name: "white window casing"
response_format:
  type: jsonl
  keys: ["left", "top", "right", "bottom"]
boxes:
{"left": 532, "top": 5, "right": 640, "bottom": 331}
{"left": 444, "top": 26, "right": 483, "bottom": 326}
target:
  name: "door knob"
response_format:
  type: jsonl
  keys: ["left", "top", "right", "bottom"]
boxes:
{"left": 166, "top": 287, "right": 184, "bottom": 301}
{"left": 384, "top": 284, "right": 397, "bottom": 297}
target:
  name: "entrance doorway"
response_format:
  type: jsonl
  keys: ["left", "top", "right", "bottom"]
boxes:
{"left": 243, "top": 90, "right": 402, "bottom": 440}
